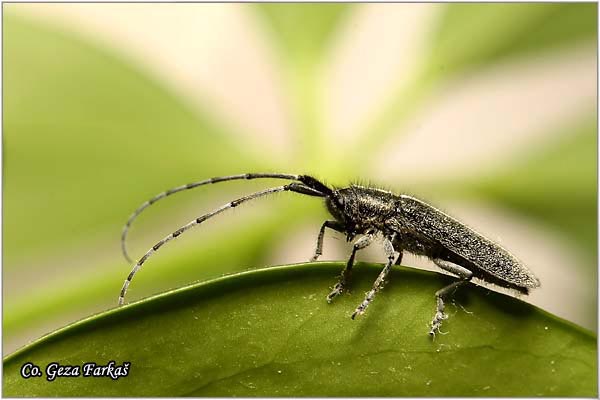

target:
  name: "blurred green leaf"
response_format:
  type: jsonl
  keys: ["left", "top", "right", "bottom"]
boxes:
{"left": 428, "top": 3, "right": 597, "bottom": 77}
{"left": 355, "top": 3, "right": 597, "bottom": 155}
{"left": 3, "top": 12, "right": 289, "bottom": 353}
{"left": 3, "top": 13, "right": 258, "bottom": 265}
{"left": 463, "top": 116, "right": 597, "bottom": 259}
{"left": 3, "top": 197, "right": 322, "bottom": 341}
{"left": 252, "top": 4, "right": 353, "bottom": 166}
{"left": 4, "top": 263, "right": 597, "bottom": 396}
{"left": 254, "top": 4, "right": 351, "bottom": 66}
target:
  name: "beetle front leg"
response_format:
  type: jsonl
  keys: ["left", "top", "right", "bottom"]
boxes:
{"left": 351, "top": 234, "right": 400, "bottom": 318}
{"left": 327, "top": 230, "right": 375, "bottom": 302}
{"left": 310, "top": 220, "right": 345, "bottom": 262}
{"left": 430, "top": 259, "right": 473, "bottom": 336}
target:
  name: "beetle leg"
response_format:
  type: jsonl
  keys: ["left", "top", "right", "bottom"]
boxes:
{"left": 327, "top": 230, "right": 375, "bottom": 303}
{"left": 351, "top": 234, "right": 401, "bottom": 318}
{"left": 394, "top": 249, "right": 404, "bottom": 266}
{"left": 391, "top": 234, "right": 404, "bottom": 265}
{"left": 310, "top": 220, "right": 345, "bottom": 262}
{"left": 430, "top": 259, "right": 473, "bottom": 336}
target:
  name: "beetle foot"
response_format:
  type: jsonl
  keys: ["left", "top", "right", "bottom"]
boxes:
{"left": 351, "top": 301, "right": 369, "bottom": 320}
{"left": 429, "top": 296, "right": 448, "bottom": 336}
{"left": 429, "top": 310, "right": 448, "bottom": 336}
{"left": 351, "top": 291, "right": 373, "bottom": 319}
{"left": 327, "top": 271, "right": 351, "bottom": 303}
{"left": 327, "top": 282, "right": 345, "bottom": 303}
{"left": 351, "top": 303, "right": 366, "bottom": 319}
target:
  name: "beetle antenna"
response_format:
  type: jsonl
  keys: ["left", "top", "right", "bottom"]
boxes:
{"left": 118, "top": 182, "right": 326, "bottom": 305}
{"left": 121, "top": 173, "right": 328, "bottom": 263}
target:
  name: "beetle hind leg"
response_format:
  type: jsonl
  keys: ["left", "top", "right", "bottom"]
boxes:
{"left": 430, "top": 259, "right": 473, "bottom": 336}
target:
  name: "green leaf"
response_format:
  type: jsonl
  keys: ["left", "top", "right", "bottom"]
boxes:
{"left": 350, "top": 3, "right": 597, "bottom": 160}
{"left": 253, "top": 3, "right": 351, "bottom": 66}
{"left": 4, "top": 263, "right": 596, "bottom": 397}
{"left": 3, "top": 11, "right": 287, "bottom": 350}
{"left": 252, "top": 4, "right": 353, "bottom": 165}
{"left": 428, "top": 3, "right": 597, "bottom": 78}
{"left": 3, "top": 13, "right": 258, "bottom": 265}
{"left": 3, "top": 204, "right": 313, "bottom": 339}
{"left": 461, "top": 116, "right": 597, "bottom": 260}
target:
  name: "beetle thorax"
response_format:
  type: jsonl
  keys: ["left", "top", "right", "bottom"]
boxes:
{"left": 326, "top": 186, "right": 397, "bottom": 234}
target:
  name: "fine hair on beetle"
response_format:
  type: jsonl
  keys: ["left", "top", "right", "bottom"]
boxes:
{"left": 119, "top": 173, "right": 540, "bottom": 335}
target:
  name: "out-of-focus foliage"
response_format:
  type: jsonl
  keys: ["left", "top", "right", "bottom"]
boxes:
{"left": 254, "top": 4, "right": 353, "bottom": 162}
{"left": 3, "top": 15, "right": 253, "bottom": 262}
{"left": 2, "top": 12, "right": 303, "bottom": 349}
{"left": 4, "top": 264, "right": 597, "bottom": 397}
{"left": 464, "top": 119, "right": 597, "bottom": 258}
{"left": 256, "top": 4, "right": 350, "bottom": 64}
{"left": 355, "top": 3, "right": 597, "bottom": 155}
{"left": 3, "top": 3, "right": 597, "bottom": 377}
{"left": 428, "top": 3, "right": 597, "bottom": 76}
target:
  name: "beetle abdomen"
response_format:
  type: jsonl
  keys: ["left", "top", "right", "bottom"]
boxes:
{"left": 397, "top": 195, "right": 540, "bottom": 289}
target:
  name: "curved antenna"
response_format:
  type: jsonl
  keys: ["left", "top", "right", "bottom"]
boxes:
{"left": 121, "top": 173, "right": 302, "bottom": 263}
{"left": 118, "top": 182, "right": 325, "bottom": 305}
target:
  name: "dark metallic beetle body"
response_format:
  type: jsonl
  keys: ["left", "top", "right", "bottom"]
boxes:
{"left": 328, "top": 185, "right": 539, "bottom": 294}
{"left": 119, "top": 173, "right": 540, "bottom": 335}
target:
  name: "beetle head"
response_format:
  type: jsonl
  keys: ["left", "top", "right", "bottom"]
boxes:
{"left": 326, "top": 189, "right": 357, "bottom": 240}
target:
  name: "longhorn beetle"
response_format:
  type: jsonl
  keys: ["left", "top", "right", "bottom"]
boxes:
{"left": 119, "top": 173, "right": 540, "bottom": 335}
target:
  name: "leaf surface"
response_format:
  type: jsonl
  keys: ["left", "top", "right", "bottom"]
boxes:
{"left": 4, "top": 263, "right": 597, "bottom": 397}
